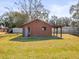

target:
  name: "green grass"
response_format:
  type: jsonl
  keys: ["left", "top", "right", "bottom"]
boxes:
{"left": 0, "top": 34, "right": 79, "bottom": 59}
{"left": 10, "top": 36, "right": 61, "bottom": 42}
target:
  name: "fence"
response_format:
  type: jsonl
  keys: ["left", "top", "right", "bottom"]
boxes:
{"left": 62, "top": 27, "right": 78, "bottom": 34}
{"left": 52, "top": 27, "right": 78, "bottom": 34}
{"left": 12, "top": 28, "right": 23, "bottom": 33}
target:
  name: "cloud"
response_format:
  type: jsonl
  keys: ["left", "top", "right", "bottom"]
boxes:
{"left": 49, "top": 0, "right": 77, "bottom": 17}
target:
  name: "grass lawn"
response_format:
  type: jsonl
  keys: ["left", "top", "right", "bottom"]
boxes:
{"left": 0, "top": 34, "right": 79, "bottom": 59}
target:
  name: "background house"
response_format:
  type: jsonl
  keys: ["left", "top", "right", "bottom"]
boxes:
{"left": 0, "top": 24, "right": 8, "bottom": 34}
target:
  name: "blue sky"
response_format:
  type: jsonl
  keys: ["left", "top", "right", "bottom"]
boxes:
{"left": 0, "top": 0, "right": 78, "bottom": 17}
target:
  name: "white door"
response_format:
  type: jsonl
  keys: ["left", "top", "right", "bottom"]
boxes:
{"left": 23, "top": 27, "right": 28, "bottom": 37}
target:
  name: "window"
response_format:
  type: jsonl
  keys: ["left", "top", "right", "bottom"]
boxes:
{"left": 42, "top": 27, "right": 46, "bottom": 31}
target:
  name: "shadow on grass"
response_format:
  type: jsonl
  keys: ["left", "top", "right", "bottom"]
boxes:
{"left": 0, "top": 35, "right": 11, "bottom": 38}
{"left": 70, "top": 33, "right": 79, "bottom": 37}
{"left": 10, "top": 35, "right": 63, "bottom": 42}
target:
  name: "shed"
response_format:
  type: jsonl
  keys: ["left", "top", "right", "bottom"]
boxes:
{"left": 21, "top": 19, "right": 53, "bottom": 37}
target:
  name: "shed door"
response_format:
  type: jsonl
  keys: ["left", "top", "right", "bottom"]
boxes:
{"left": 23, "top": 27, "right": 28, "bottom": 37}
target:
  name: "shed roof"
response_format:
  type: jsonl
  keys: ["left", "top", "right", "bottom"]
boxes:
{"left": 21, "top": 19, "right": 53, "bottom": 27}
{"left": 21, "top": 19, "right": 63, "bottom": 28}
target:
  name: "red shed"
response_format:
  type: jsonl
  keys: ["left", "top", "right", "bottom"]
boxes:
{"left": 21, "top": 19, "right": 53, "bottom": 37}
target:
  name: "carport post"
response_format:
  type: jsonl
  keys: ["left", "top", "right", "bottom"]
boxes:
{"left": 60, "top": 27, "right": 62, "bottom": 38}
{"left": 53, "top": 27, "right": 55, "bottom": 36}
{"left": 56, "top": 27, "right": 58, "bottom": 37}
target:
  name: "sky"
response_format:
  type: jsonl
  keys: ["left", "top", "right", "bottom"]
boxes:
{"left": 0, "top": 0, "right": 78, "bottom": 17}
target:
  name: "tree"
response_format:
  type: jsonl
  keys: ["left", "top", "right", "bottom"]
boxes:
{"left": 70, "top": 0, "right": 79, "bottom": 34}
{"left": 58, "top": 17, "right": 71, "bottom": 26}
{"left": 49, "top": 16, "right": 71, "bottom": 26}
{"left": 1, "top": 12, "right": 15, "bottom": 28}
{"left": 0, "top": 16, "right": 4, "bottom": 25}
{"left": 10, "top": 12, "right": 29, "bottom": 27}
{"left": 49, "top": 16, "right": 58, "bottom": 25}
{"left": 1, "top": 12, "right": 29, "bottom": 28}
{"left": 70, "top": 1, "right": 79, "bottom": 19}
{"left": 70, "top": 0, "right": 79, "bottom": 26}
{"left": 14, "top": 0, "right": 49, "bottom": 20}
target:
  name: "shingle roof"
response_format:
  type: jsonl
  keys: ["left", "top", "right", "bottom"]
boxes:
{"left": 21, "top": 19, "right": 53, "bottom": 27}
